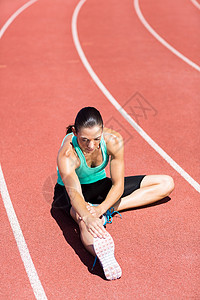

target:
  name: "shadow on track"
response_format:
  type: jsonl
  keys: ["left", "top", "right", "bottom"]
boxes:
{"left": 50, "top": 206, "right": 105, "bottom": 280}
{"left": 42, "top": 174, "right": 105, "bottom": 278}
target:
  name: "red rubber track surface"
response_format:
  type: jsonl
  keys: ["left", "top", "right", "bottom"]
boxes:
{"left": 0, "top": 0, "right": 199, "bottom": 299}
{"left": 0, "top": 0, "right": 29, "bottom": 28}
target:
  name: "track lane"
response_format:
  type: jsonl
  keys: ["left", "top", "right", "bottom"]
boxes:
{"left": 0, "top": 194, "right": 35, "bottom": 299}
{"left": 0, "top": 0, "right": 30, "bottom": 29}
{"left": 134, "top": 0, "right": 200, "bottom": 72}
{"left": 138, "top": 0, "right": 200, "bottom": 65}
{"left": 77, "top": 0, "right": 200, "bottom": 183}
{"left": 0, "top": 0, "right": 199, "bottom": 298}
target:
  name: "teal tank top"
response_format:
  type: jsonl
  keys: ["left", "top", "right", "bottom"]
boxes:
{"left": 57, "top": 132, "right": 109, "bottom": 185}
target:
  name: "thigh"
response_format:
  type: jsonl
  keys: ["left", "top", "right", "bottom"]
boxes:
{"left": 81, "top": 177, "right": 112, "bottom": 204}
{"left": 82, "top": 176, "right": 146, "bottom": 203}
{"left": 121, "top": 175, "right": 146, "bottom": 197}
{"left": 140, "top": 174, "right": 166, "bottom": 188}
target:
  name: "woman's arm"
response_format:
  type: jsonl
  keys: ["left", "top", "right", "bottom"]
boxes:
{"left": 97, "top": 133, "right": 124, "bottom": 216}
{"left": 57, "top": 148, "right": 106, "bottom": 238}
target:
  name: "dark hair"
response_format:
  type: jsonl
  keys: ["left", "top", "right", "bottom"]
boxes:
{"left": 66, "top": 107, "right": 103, "bottom": 134}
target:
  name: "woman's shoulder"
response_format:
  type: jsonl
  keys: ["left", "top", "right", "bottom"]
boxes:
{"left": 57, "top": 134, "right": 80, "bottom": 168}
{"left": 103, "top": 127, "right": 123, "bottom": 142}
{"left": 103, "top": 127, "right": 124, "bottom": 156}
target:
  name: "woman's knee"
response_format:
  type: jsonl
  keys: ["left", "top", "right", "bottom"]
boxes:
{"left": 70, "top": 207, "right": 89, "bottom": 231}
{"left": 160, "top": 175, "right": 175, "bottom": 197}
{"left": 70, "top": 207, "right": 82, "bottom": 225}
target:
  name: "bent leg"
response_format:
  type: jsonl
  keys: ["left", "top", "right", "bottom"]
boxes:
{"left": 113, "top": 175, "right": 174, "bottom": 212}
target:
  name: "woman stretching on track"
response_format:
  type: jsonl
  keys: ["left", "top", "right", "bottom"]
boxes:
{"left": 53, "top": 106, "right": 174, "bottom": 280}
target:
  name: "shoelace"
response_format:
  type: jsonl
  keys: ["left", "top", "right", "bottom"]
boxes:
{"left": 91, "top": 255, "right": 98, "bottom": 271}
{"left": 104, "top": 207, "right": 122, "bottom": 224}
{"left": 91, "top": 207, "right": 122, "bottom": 271}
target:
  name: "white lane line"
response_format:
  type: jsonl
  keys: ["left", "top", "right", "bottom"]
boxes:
{"left": 0, "top": 165, "right": 47, "bottom": 299}
{"left": 190, "top": 0, "right": 200, "bottom": 10}
{"left": 72, "top": 0, "right": 200, "bottom": 193}
{"left": 0, "top": 1, "right": 48, "bottom": 299}
{"left": 0, "top": 0, "right": 38, "bottom": 39}
{"left": 134, "top": 0, "right": 200, "bottom": 72}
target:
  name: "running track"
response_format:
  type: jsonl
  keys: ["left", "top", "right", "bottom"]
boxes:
{"left": 0, "top": 0, "right": 199, "bottom": 299}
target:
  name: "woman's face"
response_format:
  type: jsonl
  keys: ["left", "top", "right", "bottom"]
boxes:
{"left": 74, "top": 125, "right": 103, "bottom": 154}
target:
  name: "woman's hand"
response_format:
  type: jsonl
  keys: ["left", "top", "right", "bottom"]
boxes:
{"left": 83, "top": 213, "right": 107, "bottom": 239}
{"left": 86, "top": 203, "right": 102, "bottom": 218}
{"left": 80, "top": 203, "right": 106, "bottom": 238}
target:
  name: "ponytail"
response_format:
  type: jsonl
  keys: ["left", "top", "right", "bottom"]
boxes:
{"left": 66, "top": 125, "right": 74, "bottom": 134}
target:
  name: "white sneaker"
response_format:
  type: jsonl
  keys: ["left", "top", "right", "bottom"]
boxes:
{"left": 93, "top": 232, "right": 122, "bottom": 280}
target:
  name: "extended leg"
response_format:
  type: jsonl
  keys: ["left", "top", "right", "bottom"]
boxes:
{"left": 113, "top": 175, "right": 174, "bottom": 212}
{"left": 70, "top": 207, "right": 122, "bottom": 280}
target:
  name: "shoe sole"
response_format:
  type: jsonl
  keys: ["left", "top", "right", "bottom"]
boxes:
{"left": 93, "top": 232, "right": 122, "bottom": 280}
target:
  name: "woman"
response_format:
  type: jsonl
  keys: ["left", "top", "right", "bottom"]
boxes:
{"left": 53, "top": 107, "right": 174, "bottom": 280}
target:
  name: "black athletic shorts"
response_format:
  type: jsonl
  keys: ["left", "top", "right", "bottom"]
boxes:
{"left": 52, "top": 175, "right": 146, "bottom": 216}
